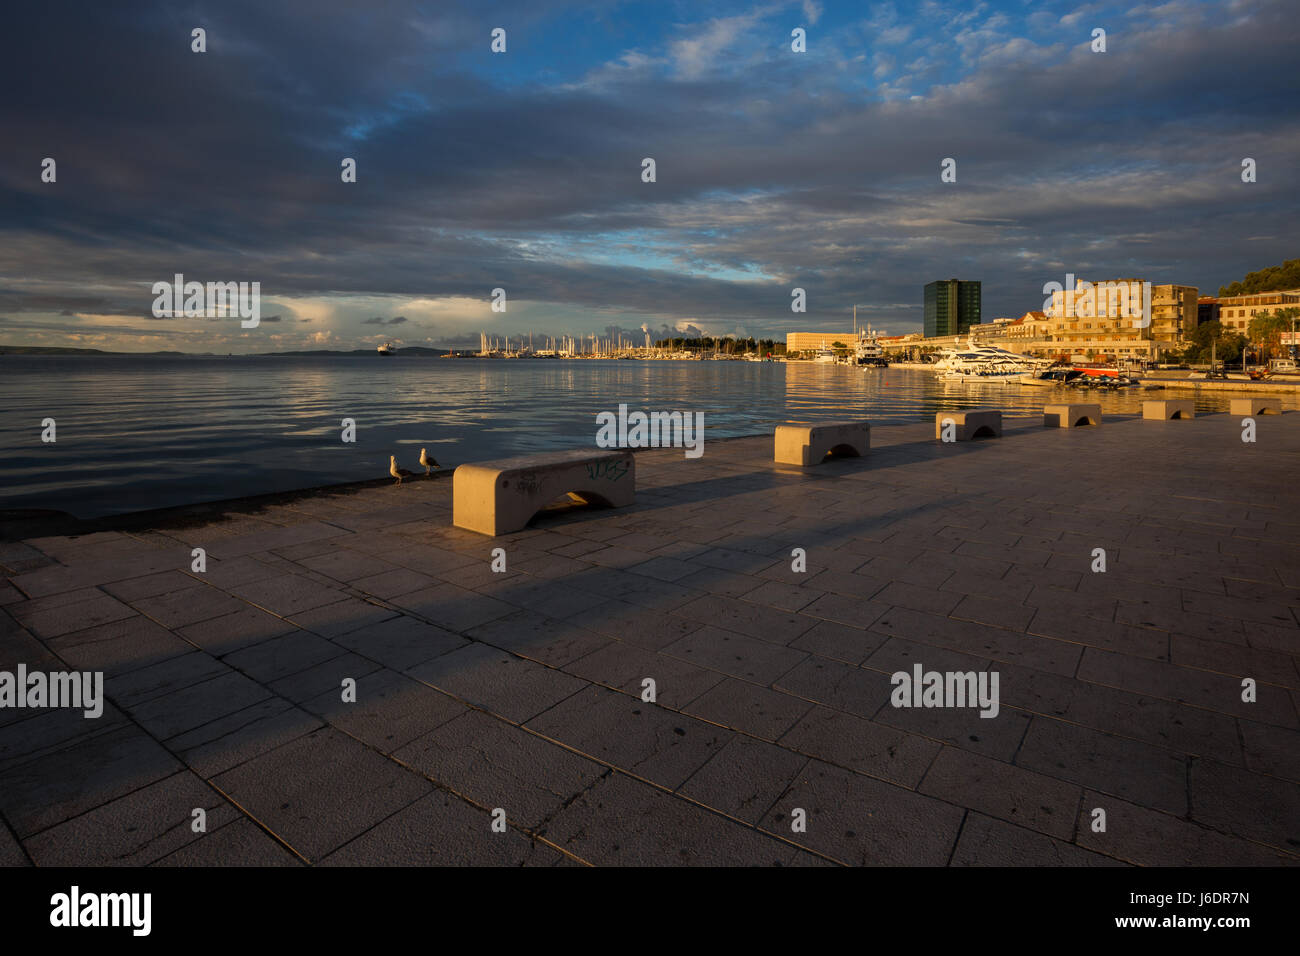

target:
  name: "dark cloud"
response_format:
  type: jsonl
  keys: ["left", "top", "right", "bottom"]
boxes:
{"left": 0, "top": 0, "right": 1296, "bottom": 346}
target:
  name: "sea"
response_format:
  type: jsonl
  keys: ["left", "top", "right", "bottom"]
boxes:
{"left": 1, "top": 354, "right": 1291, "bottom": 519}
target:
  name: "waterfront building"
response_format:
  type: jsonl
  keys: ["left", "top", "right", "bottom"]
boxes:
{"left": 785, "top": 331, "right": 854, "bottom": 354}
{"left": 1042, "top": 279, "right": 1198, "bottom": 361}
{"left": 923, "top": 279, "right": 981, "bottom": 337}
{"left": 1198, "top": 296, "right": 1220, "bottom": 326}
{"left": 1004, "top": 311, "right": 1050, "bottom": 345}
{"left": 1216, "top": 289, "right": 1300, "bottom": 331}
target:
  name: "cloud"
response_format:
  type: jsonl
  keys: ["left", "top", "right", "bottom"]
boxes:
{"left": 0, "top": 0, "right": 1296, "bottom": 351}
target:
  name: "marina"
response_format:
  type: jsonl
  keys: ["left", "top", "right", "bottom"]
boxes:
{"left": 7, "top": 355, "right": 1300, "bottom": 521}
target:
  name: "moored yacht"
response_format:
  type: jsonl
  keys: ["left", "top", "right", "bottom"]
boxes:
{"left": 931, "top": 336, "right": 1049, "bottom": 375}
{"left": 854, "top": 326, "right": 889, "bottom": 367}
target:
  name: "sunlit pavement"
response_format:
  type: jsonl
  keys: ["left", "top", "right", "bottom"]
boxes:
{"left": 2, "top": 413, "right": 1297, "bottom": 865}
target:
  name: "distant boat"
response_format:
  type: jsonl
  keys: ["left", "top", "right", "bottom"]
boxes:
{"left": 377, "top": 341, "right": 395, "bottom": 356}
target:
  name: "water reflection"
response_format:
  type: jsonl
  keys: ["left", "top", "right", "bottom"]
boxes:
{"left": 2, "top": 355, "right": 1294, "bottom": 518}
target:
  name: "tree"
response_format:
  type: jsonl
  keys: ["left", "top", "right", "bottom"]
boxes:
{"left": 1248, "top": 310, "right": 1290, "bottom": 357}
{"left": 1179, "top": 320, "right": 1249, "bottom": 365}
{"left": 1219, "top": 258, "right": 1300, "bottom": 296}
{"left": 1272, "top": 307, "right": 1300, "bottom": 358}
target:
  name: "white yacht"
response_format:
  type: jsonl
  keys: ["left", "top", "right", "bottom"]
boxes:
{"left": 813, "top": 343, "right": 838, "bottom": 363}
{"left": 931, "top": 336, "right": 1049, "bottom": 376}
{"left": 854, "top": 327, "right": 888, "bottom": 367}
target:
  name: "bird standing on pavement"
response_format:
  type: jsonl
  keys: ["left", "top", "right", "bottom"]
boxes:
{"left": 419, "top": 447, "right": 439, "bottom": 476}
{"left": 389, "top": 455, "right": 414, "bottom": 485}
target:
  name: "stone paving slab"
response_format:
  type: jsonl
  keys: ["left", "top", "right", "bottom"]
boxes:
{"left": 762, "top": 760, "right": 965, "bottom": 865}
{"left": 391, "top": 709, "right": 606, "bottom": 830}
{"left": 305, "top": 668, "right": 467, "bottom": 754}
{"left": 319, "top": 790, "right": 566, "bottom": 866}
{"left": 168, "top": 699, "right": 324, "bottom": 780}
{"left": 0, "top": 724, "right": 183, "bottom": 839}
{"left": 151, "top": 818, "right": 302, "bottom": 866}
{"left": 22, "top": 770, "right": 240, "bottom": 866}
{"left": 537, "top": 771, "right": 815, "bottom": 866}
{"left": 951, "top": 812, "right": 1124, "bottom": 867}
{"left": 526, "top": 684, "right": 731, "bottom": 790}
{"left": 3, "top": 415, "right": 1298, "bottom": 865}
{"left": 211, "top": 727, "right": 433, "bottom": 862}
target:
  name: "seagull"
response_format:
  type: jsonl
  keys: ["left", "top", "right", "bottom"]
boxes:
{"left": 389, "top": 455, "right": 414, "bottom": 485}
{"left": 419, "top": 448, "right": 439, "bottom": 476}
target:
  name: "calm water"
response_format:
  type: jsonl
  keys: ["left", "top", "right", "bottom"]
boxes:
{"left": 2, "top": 355, "right": 1290, "bottom": 519}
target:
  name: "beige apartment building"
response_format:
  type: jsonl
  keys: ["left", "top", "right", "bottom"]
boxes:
{"left": 1216, "top": 289, "right": 1300, "bottom": 331}
{"left": 1040, "top": 279, "right": 1198, "bottom": 360}
{"left": 875, "top": 278, "right": 1202, "bottom": 362}
{"left": 785, "top": 332, "right": 854, "bottom": 353}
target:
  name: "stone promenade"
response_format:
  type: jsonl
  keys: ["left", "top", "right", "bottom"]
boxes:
{"left": 2, "top": 412, "right": 1298, "bottom": 866}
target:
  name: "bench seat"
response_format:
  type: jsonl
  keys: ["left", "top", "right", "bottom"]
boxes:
{"left": 1229, "top": 398, "right": 1281, "bottom": 416}
{"left": 935, "top": 409, "right": 1002, "bottom": 441}
{"left": 1043, "top": 403, "right": 1102, "bottom": 428}
{"left": 774, "top": 422, "right": 870, "bottom": 466}
{"left": 1142, "top": 399, "right": 1195, "bottom": 420}
{"left": 453, "top": 449, "right": 635, "bottom": 536}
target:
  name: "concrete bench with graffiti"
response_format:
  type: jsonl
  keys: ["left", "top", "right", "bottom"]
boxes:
{"left": 452, "top": 449, "right": 635, "bottom": 536}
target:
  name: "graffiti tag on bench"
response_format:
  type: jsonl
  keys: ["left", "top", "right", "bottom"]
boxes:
{"left": 587, "top": 459, "right": 630, "bottom": 482}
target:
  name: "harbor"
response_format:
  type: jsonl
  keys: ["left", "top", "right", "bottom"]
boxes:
{"left": 8, "top": 355, "right": 1300, "bottom": 522}
{"left": 2, "top": 410, "right": 1297, "bottom": 865}
{"left": 3, "top": 0, "right": 1297, "bottom": 890}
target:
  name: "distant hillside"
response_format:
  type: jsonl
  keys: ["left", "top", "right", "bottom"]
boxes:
{"left": 0, "top": 345, "right": 116, "bottom": 355}
{"left": 0, "top": 345, "right": 193, "bottom": 355}
{"left": 273, "top": 347, "right": 450, "bottom": 356}
{"left": 0, "top": 345, "right": 450, "bottom": 356}
{"left": 1219, "top": 258, "right": 1300, "bottom": 296}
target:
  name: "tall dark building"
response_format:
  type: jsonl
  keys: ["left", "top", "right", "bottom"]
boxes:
{"left": 1197, "top": 296, "right": 1219, "bottom": 326}
{"left": 924, "top": 279, "right": 981, "bottom": 337}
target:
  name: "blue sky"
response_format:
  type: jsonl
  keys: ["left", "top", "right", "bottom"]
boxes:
{"left": 1, "top": 0, "right": 1295, "bottom": 352}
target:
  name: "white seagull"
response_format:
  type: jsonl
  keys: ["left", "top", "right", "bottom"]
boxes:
{"left": 389, "top": 455, "right": 414, "bottom": 485}
{"left": 419, "top": 448, "right": 440, "bottom": 476}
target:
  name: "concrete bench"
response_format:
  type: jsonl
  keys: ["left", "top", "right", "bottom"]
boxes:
{"left": 935, "top": 409, "right": 1002, "bottom": 441}
{"left": 774, "top": 422, "right": 870, "bottom": 466}
{"left": 1230, "top": 398, "right": 1281, "bottom": 416}
{"left": 1143, "top": 399, "right": 1195, "bottom": 420}
{"left": 452, "top": 449, "right": 634, "bottom": 536}
{"left": 1043, "top": 403, "right": 1102, "bottom": 428}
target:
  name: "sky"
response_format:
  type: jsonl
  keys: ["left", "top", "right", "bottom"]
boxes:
{"left": 1, "top": 0, "right": 1296, "bottom": 353}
